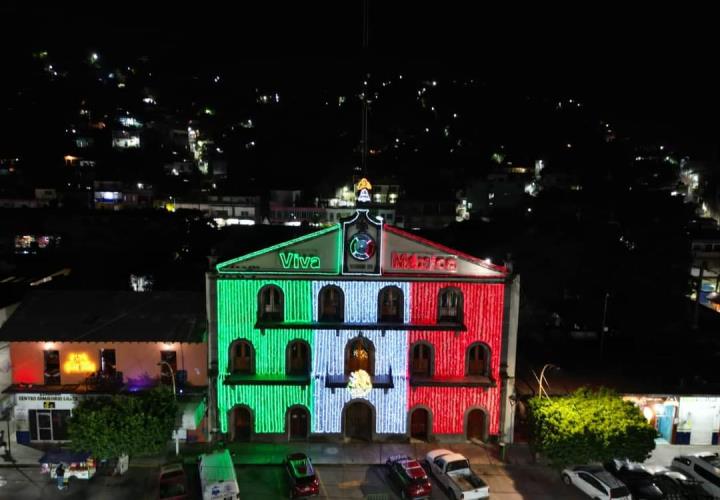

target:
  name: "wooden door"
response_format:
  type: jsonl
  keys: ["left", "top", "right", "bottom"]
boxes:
{"left": 234, "top": 407, "right": 251, "bottom": 441}
{"left": 410, "top": 408, "right": 429, "bottom": 440}
{"left": 467, "top": 409, "right": 485, "bottom": 441}
{"left": 345, "top": 402, "right": 372, "bottom": 441}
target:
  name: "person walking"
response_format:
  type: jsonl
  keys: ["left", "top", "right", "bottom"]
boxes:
{"left": 55, "top": 463, "right": 65, "bottom": 490}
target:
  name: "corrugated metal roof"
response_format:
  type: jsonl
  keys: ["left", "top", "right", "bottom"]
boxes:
{"left": 0, "top": 290, "right": 206, "bottom": 342}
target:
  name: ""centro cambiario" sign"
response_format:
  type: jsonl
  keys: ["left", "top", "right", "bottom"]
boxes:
{"left": 390, "top": 252, "right": 457, "bottom": 272}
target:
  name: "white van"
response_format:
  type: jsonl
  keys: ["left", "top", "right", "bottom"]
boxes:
{"left": 671, "top": 452, "right": 720, "bottom": 498}
{"left": 199, "top": 449, "right": 240, "bottom": 500}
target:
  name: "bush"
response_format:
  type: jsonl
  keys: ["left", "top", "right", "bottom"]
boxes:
{"left": 528, "top": 387, "right": 656, "bottom": 468}
{"left": 68, "top": 386, "right": 178, "bottom": 459}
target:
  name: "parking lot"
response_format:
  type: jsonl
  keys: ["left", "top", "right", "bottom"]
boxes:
{"left": 215, "top": 463, "right": 586, "bottom": 500}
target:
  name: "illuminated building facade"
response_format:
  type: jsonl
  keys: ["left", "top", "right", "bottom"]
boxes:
{"left": 207, "top": 201, "right": 519, "bottom": 442}
{"left": 0, "top": 291, "right": 208, "bottom": 443}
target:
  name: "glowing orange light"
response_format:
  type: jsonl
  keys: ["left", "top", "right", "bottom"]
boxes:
{"left": 356, "top": 178, "right": 372, "bottom": 191}
{"left": 63, "top": 353, "right": 96, "bottom": 374}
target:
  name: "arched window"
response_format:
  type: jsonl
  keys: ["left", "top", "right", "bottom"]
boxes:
{"left": 230, "top": 340, "right": 254, "bottom": 374}
{"left": 286, "top": 340, "right": 310, "bottom": 376}
{"left": 410, "top": 342, "right": 434, "bottom": 377}
{"left": 466, "top": 342, "right": 490, "bottom": 376}
{"left": 319, "top": 285, "right": 344, "bottom": 322}
{"left": 345, "top": 337, "right": 375, "bottom": 376}
{"left": 258, "top": 285, "right": 284, "bottom": 322}
{"left": 378, "top": 286, "right": 404, "bottom": 323}
{"left": 438, "top": 287, "right": 463, "bottom": 323}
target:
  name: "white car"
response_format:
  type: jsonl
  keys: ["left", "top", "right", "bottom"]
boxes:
{"left": 561, "top": 465, "right": 632, "bottom": 500}
{"left": 671, "top": 452, "right": 720, "bottom": 497}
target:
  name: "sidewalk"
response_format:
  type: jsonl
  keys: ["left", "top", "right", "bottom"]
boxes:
{"left": 180, "top": 440, "right": 504, "bottom": 466}
{"left": 0, "top": 438, "right": 534, "bottom": 469}
{"left": 0, "top": 441, "right": 44, "bottom": 467}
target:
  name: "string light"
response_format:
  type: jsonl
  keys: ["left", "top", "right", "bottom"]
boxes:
{"left": 408, "top": 282, "right": 504, "bottom": 434}
{"left": 216, "top": 280, "right": 313, "bottom": 433}
{"left": 215, "top": 243, "right": 506, "bottom": 438}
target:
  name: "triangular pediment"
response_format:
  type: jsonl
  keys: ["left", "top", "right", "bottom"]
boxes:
{"left": 217, "top": 225, "right": 341, "bottom": 274}
{"left": 381, "top": 225, "right": 507, "bottom": 277}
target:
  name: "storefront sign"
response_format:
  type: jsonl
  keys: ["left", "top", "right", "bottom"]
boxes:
{"left": 15, "top": 393, "right": 79, "bottom": 413}
{"left": 278, "top": 251, "right": 320, "bottom": 270}
{"left": 63, "top": 353, "right": 96, "bottom": 374}
{"left": 390, "top": 252, "right": 458, "bottom": 272}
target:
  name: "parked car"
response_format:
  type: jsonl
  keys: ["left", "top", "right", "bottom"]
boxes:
{"left": 285, "top": 453, "right": 320, "bottom": 498}
{"left": 385, "top": 455, "right": 432, "bottom": 500}
{"left": 650, "top": 468, "right": 715, "bottom": 500}
{"left": 671, "top": 453, "right": 720, "bottom": 498}
{"left": 425, "top": 449, "right": 488, "bottom": 500}
{"left": 604, "top": 460, "right": 664, "bottom": 500}
{"left": 561, "top": 465, "right": 632, "bottom": 500}
{"left": 158, "top": 463, "right": 189, "bottom": 500}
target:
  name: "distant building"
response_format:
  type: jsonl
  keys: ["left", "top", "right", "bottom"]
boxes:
{"left": 466, "top": 172, "right": 527, "bottom": 214}
{"left": 396, "top": 200, "right": 456, "bottom": 229}
{"left": 93, "top": 181, "right": 154, "bottom": 210}
{"left": 112, "top": 130, "right": 141, "bottom": 149}
{"left": 172, "top": 195, "right": 262, "bottom": 225}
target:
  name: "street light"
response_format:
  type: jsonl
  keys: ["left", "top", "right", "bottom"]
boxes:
{"left": 537, "top": 364, "right": 559, "bottom": 399}
{"left": 157, "top": 362, "right": 179, "bottom": 456}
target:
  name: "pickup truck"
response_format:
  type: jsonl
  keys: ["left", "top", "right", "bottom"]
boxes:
{"left": 425, "top": 449, "right": 489, "bottom": 500}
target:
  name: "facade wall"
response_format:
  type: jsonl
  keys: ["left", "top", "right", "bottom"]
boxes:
{"left": 216, "top": 277, "right": 506, "bottom": 438}
{"left": 313, "top": 329, "right": 408, "bottom": 434}
{"left": 10, "top": 341, "right": 207, "bottom": 387}
{"left": 408, "top": 282, "right": 505, "bottom": 435}
{"left": 216, "top": 279, "right": 313, "bottom": 433}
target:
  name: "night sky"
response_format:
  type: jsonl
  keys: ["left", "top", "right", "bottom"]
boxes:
{"left": 2, "top": 2, "right": 718, "bottom": 158}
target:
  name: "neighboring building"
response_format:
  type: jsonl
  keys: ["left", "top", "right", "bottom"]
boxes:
{"left": 112, "top": 130, "right": 141, "bottom": 149}
{"left": 396, "top": 200, "right": 456, "bottom": 229}
{"left": 173, "top": 195, "right": 262, "bottom": 225}
{"left": 93, "top": 181, "right": 154, "bottom": 210}
{"left": 268, "top": 202, "right": 326, "bottom": 226}
{"left": 206, "top": 208, "right": 519, "bottom": 443}
{"left": 466, "top": 172, "right": 528, "bottom": 214}
{"left": 689, "top": 224, "right": 720, "bottom": 312}
{"left": 0, "top": 291, "right": 208, "bottom": 443}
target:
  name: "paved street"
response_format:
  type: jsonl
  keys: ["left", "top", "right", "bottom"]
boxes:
{"left": 0, "top": 462, "right": 587, "bottom": 499}
{"left": 2, "top": 443, "right": 718, "bottom": 499}
{"left": 0, "top": 465, "right": 156, "bottom": 500}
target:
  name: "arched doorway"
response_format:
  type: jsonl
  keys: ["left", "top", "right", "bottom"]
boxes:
{"left": 466, "top": 408, "right": 486, "bottom": 441}
{"left": 344, "top": 401, "right": 373, "bottom": 441}
{"left": 232, "top": 407, "right": 252, "bottom": 442}
{"left": 288, "top": 406, "right": 309, "bottom": 440}
{"left": 410, "top": 407, "right": 430, "bottom": 441}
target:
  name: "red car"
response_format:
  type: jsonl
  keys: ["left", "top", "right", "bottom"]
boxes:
{"left": 386, "top": 455, "right": 432, "bottom": 500}
{"left": 285, "top": 453, "right": 320, "bottom": 498}
{"left": 157, "top": 463, "right": 188, "bottom": 500}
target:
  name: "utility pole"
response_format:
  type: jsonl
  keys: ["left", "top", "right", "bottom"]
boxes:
{"left": 359, "top": 0, "right": 370, "bottom": 177}
{"left": 600, "top": 292, "right": 610, "bottom": 359}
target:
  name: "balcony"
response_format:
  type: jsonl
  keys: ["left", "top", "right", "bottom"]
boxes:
{"left": 254, "top": 320, "right": 466, "bottom": 334}
{"left": 324, "top": 366, "right": 395, "bottom": 393}
{"left": 223, "top": 372, "right": 310, "bottom": 386}
{"left": 409, "top": 375, "right": 495, "bottom": 388}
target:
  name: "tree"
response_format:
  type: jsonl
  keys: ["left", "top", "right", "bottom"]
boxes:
{"left": 68, "top": 386, "right": 178, "bottom": 460}
{"left": 528, "top": 388, "right": 656, "bottom": 468}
